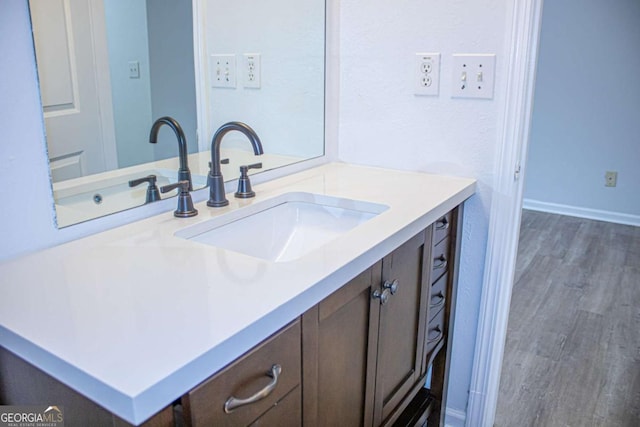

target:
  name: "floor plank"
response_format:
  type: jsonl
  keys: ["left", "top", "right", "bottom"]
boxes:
{"left": 495, "top": 210, "right": 640, "bottom": 426}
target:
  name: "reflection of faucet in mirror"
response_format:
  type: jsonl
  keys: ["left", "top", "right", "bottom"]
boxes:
{"left": 149, "top": 117, "right": 193, "bottom": 190}
{"left": 208, "top": 122, "right": 264, "bottom": 207}
{"left": 128, "top": 174, "right": 162, "bottom": 204}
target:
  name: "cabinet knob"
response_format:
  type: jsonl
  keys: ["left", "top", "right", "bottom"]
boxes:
{"left": 383, "top": 279, "right": 399, "bottom": 295}
{"left": 435, "top": 217, "right": 449, "bottom": 230}
{"left": 372, "top": 288, "right": 391, "bottom": 305}
{"left": 430, "top": 291, "right": 445, "bottom": 310}
{"left": 427, "top": 325, "right": 444, "bottom": 344}
{"left": 433, "top": 254, "right": 448, "bottom": 270}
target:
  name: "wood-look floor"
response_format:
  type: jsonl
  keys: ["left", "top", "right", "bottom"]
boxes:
{"left": 495, "top": 210, "right": 640, "bottom": 427}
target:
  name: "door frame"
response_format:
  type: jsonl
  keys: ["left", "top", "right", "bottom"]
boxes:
{"left": 465, "top": 0, "right": 544, "bottom": 425}
{"left": 87, "top": 0, "right": 118, "bottom": 170}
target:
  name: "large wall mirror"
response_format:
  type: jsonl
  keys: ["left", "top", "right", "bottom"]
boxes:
{"left": 29, "top": 0, "right": 325, "bottom": 227}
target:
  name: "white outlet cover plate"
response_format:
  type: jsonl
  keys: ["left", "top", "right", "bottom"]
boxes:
{"left": 243, "top": 53, "right": 261, "bottom": 89}
{"left": 211, "top": 54, "right": 236, "bottom": 88}
{"left": 451, "top": 54, "right": 496, "bottom": 99}
{"left": 415, "top": 53, "right": 440, "bottom": 96}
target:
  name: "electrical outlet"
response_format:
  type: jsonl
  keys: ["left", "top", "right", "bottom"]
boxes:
{"left": 605, "top": 171, "right": 618, "bottom": 187}
{"left": 243, "top": 53, "right": 261, "bottom": 88}
{"left": 451, "top": 54, "right": 496, "bottom": 99}
{"left": 415, "top": 53, "right": 440, "bottom": 96}
{"left": 211, "top": 54, "right": 236, "bottom": 88}
{"left": 128, "top": 61, "right": 140, "bottom": 79}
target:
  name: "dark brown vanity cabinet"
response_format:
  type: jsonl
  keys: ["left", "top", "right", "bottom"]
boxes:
{"left": 179, "top": 207, "right": 461, "bottom": 427}
{"left": 0, "top": 207, "right": 461, "bottom": 427}
{"left": 302, "top": 206, "right": 461, "bottom": 427}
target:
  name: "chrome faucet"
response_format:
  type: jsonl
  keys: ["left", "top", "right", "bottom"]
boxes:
{"left": 208, "top": 122, "right": 264, "bottom": 207}
{"left": 149, "top": 116, "right": 193, "bottom": 190}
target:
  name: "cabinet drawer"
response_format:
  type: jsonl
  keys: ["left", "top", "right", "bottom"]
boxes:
{"left": 249, "top": 385, "right": 301, "bottom": 427}
{"left": 431, "top": 236, "right": 450, "bottom": 284}
{"left": 184, "top": 320, "right": 301, "bottom": 427}
{"left": 429, "top": 272, "right": 448, "bottom": 321}
{"left": 425, "top": 307, "right": 445, "bottom": 358}
{"left": 432, "top": 212, "right": 452, "bottom": 246}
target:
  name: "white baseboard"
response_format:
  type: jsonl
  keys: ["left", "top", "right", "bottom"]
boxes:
{"left": 444, "top": 407, "right": 466, "bottom": 427}
{"left": 523, "top": 199, "right": 640, "bottom": 227}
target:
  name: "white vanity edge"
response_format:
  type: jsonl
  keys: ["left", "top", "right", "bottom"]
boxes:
{"left": 0, "top": 162, "right": 476, "bottom": 425}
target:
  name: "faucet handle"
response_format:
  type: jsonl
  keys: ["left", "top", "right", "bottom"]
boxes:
{"left": 160, "top": 180, "right": 198, "bottom": 218}
{"left": 234, "top": 163, "right": 263, "bottom": 199}
{"left": 208, "top": 158, "right": 229, "bottom": 171}
{"left": 128, "top": 175, "right": 161, "bottom": 204}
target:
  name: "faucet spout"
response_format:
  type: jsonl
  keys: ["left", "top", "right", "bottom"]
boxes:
{"left": 149, "top": 116, "right": 193, "bottom": 190}
{"left": 208, "top": 122, "right": 264, "bottom": 207}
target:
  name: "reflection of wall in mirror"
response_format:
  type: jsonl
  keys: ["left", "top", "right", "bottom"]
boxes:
{"left": 104, "top": 0, "right": 197, "bottom": 169}
{"left": 205, "top": 0, "right": 325, "bottom": 159}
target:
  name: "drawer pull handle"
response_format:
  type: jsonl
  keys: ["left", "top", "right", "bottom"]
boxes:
{"left": 433, "top": 255, "right": 447, "bottom": 270}
{"left": 435, "top": 217, "right": 449, "bottom": 230}
{"left": 430, "top": 292, "right": 445, "bottom": 309}
{"left": 224, "top": 364, "right": 282, "bottom": 413}
{"left": 428, "top": 326, "right": 443, "bottom": 344}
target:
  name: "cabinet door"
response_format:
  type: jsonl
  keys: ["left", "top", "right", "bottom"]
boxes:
{"left": 374, "top": 229, "right": 431, "bottom": 425}
{"left": 302, "top": 265, "right": 382, "bottom": 427}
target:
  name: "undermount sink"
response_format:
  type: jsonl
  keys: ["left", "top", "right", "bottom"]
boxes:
{"left": 175, "top": 192, "right": 388, "bottom": 262}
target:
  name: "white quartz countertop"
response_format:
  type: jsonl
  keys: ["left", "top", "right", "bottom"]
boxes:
{"left": 0, "top": 163, "right": 476, "bottom": 425}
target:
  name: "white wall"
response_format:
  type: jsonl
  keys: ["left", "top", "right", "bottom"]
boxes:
{"left": 524, "top": 0, "right": 640, "bottom": 221}
{"left": 104, "top": 0, "right": 154, "bottom": 168}
{"left": 337, "top": 0, "right": 511, "bottom": 422}
{"left": 0, "top": 1, "right": 63, "bottom": 260}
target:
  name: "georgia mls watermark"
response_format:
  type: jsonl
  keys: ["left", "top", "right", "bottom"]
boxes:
{"left": 0, "top": 406, "right": 64, "bottom": 427}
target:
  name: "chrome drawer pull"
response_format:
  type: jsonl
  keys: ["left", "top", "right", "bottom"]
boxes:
{"left": 435, "top": 217, "right": 449, "bottom": 230}
{"left": 430, "top": 292, "right": 445, "bottom": 310}
{"left": 427, "top": 326, "right": 443, "bottom": 344}
{"left": 224, "top": 364, "right": 282, "bottom": 413}
{"left": 433, "top": 255, "right": 447, "bottom": 270}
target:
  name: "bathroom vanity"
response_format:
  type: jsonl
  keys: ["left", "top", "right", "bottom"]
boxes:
{"left": 0, "top": 163, "right": 475, "bottom": 426}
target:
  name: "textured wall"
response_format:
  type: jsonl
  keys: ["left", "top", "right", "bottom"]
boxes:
{"left": 337, "top": 0, "right": 510, "bottom": 420}
{"left": 525, "top": 0, "right": 640, "bottom": 218}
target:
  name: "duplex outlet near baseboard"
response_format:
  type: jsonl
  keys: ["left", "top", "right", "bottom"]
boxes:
{"left": 415, "top": 53, "right": 440, "bottom": 96}
{"left": 605, "top": 171, "right": 618, "bottom": 187}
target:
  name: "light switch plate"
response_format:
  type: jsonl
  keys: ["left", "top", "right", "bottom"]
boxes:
{"left": 451, "top": 54, "right": 496, "bottom": 99}
{"left": 211, "top": 54, "right": 236, "bottom": 88}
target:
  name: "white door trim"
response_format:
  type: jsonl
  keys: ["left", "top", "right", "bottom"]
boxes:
{"left": 192, "top": 0, "right": 210, "bottom": 152}
{"left": 88, "top": 0, "right": 118, "bottom": 171}
{"left": 465, "top": 0, "right": 544, "bottom": 425}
